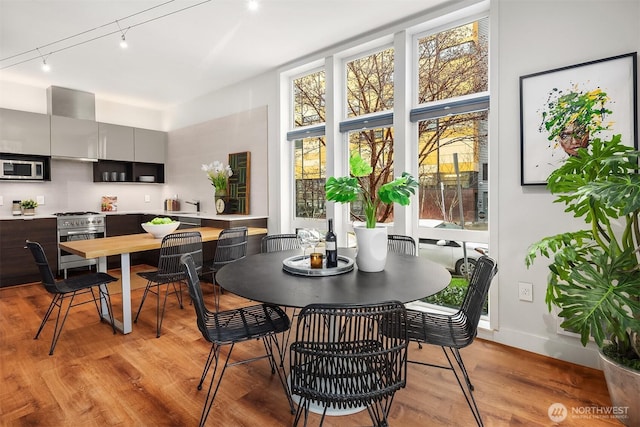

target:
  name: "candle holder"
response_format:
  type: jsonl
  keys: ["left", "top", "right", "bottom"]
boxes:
{"left": 309, "top": 252, "right": 323, "bottom": 269}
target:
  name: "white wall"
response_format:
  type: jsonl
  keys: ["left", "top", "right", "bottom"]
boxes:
{"left": 165, "top": 105, "right": 269, "bottom": 216}
{"left": 490, "top": 0, "right": 640, "bottom": 368}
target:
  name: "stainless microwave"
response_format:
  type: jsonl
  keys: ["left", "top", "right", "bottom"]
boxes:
{"left": 0, "top": 159, "right": 44, "bottom": 180}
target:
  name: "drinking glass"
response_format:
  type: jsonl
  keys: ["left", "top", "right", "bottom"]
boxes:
{"left": 297, "top": 229, "right": 312, "bottom": 260}
{"left": 307, "top": 229, "right": 321, "bottom": 254}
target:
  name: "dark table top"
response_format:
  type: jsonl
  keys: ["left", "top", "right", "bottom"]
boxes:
{"left": 216, "top": 248, "right": 451, "bottom": 308}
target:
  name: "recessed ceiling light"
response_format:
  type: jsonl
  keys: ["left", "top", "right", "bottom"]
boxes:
{"left": 247, "top": 0, "right": 259, "bottom": 12}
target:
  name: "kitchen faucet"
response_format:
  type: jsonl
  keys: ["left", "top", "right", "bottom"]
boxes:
{"left": 185, "top": 200, "right": 200, "bottom": 212}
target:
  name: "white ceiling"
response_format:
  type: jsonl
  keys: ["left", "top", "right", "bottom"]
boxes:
{"left": 0, "top": 0, "right": 453, "bottom": 110}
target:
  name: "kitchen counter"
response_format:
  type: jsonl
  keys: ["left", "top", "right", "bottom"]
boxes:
{"left": 0, "top": 213, "right": 57, "bottom": 220}
{"left": 117, "top": 210, "right": 267, "bottom": 221}
{"left": 0, "top": 211, "right": 267, "bottom": 221}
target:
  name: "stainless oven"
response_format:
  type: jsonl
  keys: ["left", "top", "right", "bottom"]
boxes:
{"left": 56, "top": 212, "right": 106, "bottom": 278}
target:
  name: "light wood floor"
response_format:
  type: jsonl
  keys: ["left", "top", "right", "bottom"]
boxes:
{"left": 0, "top": 265, "right": 620, "bottom": 426}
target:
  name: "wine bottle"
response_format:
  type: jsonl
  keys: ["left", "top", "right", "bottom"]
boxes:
{"left": 325, "top": 219, "right": 338, "bottom": 268}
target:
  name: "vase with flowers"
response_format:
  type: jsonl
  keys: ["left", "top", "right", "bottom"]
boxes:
{"left": 325, "top": 153, "right": 418, "bottom": 272}
{"left": 202, "top": 160, "right": 233, "bottom": 197}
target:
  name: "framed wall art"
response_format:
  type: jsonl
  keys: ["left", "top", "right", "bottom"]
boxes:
{"left": 519, "top": 52, "right": 637, "bottom": 185}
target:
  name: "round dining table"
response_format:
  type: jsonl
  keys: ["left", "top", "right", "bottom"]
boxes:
{"left": 215, "top": 248, "right": 452, "bottom": 307}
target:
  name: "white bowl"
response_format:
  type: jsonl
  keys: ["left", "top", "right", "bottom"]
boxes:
{"left": 141, "top": 221, "right": 180, "bottom": 239}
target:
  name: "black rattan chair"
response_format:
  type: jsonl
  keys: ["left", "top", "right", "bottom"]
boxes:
{"left": 181, "top": 253, "right": 293, "bottom": 427}
{"left": 405, "top": 255, "right": 497, "bottom": 426}
{"left": 207, "top": 227, "right": 247, "bottom": 292}
{"left": 25, "top": 240, "right": 118, "bottom": 355}
{"left": 134, "top": 231, "right": 202, "bottom": 337}
{"left": 290, "top": 301, "right": 408, "bottom": 426}
{"left": 260, "top": 233, "right": 301, "bottom": 365}
{"left": 387, "top": 234, "right": 416, "bottom": 256}
{"left": 261, "top": 233, "right": 300, "bottom": 253}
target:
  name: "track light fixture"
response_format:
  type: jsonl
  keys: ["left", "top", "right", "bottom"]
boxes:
{"left": 116, "top": 20, "right": 129, "bottom": 49}
{"left": 0, "top": 0, "right": 213, "bottom": 71}
{"left": 36, "top": 48, "right": 50, "bottom": 72}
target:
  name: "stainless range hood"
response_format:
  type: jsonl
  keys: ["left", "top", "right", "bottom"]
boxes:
{"left": 46, "top": 86, "right": 95, "bottom": 121}
{"left": 47, "top": 86, "right": 98, "bottom": 162}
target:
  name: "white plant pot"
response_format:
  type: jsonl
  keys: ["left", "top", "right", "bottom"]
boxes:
{"left": 354, "top": 225, "right": 388, "bottom": 272}
{"left": 599, "top": 349, "right": 640, "bottom": 426}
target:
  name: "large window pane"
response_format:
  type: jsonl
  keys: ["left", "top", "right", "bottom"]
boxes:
{"left": 293, "top": 70, "right": 325, "bottom": 127}
{"left": 346, "top": 48, "right": 394, "bottom": 117}
{"left": 417, "top": 18, "right": 488, "bottom": 103}
{"left": 418, "top": 112, "right": 488, "bottom": 229}
{"left": 347, "top": 126, "right": 394, "bottom": 224}
{"left": 294, "top": 136, "right": 326, "bottom": 219}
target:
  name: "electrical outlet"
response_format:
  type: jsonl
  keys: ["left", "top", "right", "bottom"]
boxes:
{"left": 36, "top": 195, "right": 45, "bottom": 205}
{"left": 144, "top": 194, "right": 151, "bottom": 203}
{"left": 519, "top": 282, "right": 533, "bottom": 302}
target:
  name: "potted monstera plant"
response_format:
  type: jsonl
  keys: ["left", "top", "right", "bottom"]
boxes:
{"left": 325, "top": 153, "right": 418, "bottom": 272}
{"left": 525, "top": 134, "right": 640, "bottom": 425}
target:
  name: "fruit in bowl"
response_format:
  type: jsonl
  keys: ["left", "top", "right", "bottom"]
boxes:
{"left": 142, "top": 217, "right": 180, "bottom": 239}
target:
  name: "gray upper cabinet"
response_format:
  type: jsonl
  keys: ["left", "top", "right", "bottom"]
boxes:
{"left": 0, "top": 108, "right": 51, "bottom": 155}
{"left": 134, "top": 128, "right": 166, "bottom": 164}
{"left": 98, "top": 123, "right": 134, "bottom": 161}
{"left": 51, "top": 115, "right": 99, "bottom": 159}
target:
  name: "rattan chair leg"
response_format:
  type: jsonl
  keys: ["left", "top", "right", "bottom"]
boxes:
{"left": 441, "top": 347, "right": 483, "bottom": 427}
{"left": 47, "top": 292, "right": 75, "bottom": 355}
{"left": 367, "top": 399, "right": 392, "bottom": 427}
{"left": 98, "top": 285, "right": 117, "bottom": 334}
{"left": 34, "top": 293, "right": 61, "bottom": 340}
{"left": 261, "top": 335, "right": 295, "bottom": 413}
{"left": 275, "top": 306, "right": 298, "bottom": 368}
{"left": 198, "top": 343, "right": 233, "bottom": 427}
{"left": 134, "top": 280, "right": 153, "bottom": 323}
{"left": 408, "top": 347, "right": 483, "bottom": 426}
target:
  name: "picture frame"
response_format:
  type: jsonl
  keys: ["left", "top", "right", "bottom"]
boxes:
{"left": 519, "top": 52, "right": 637, "bottom": 185}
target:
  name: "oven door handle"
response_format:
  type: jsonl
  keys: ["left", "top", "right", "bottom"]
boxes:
{"left": 62, "top": 229, "right": 102, "bottom": 236}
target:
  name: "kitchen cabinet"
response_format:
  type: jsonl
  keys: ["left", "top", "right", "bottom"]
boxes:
{"left": 134, "top": 128, "right": 166, "bottom": 164}
{"left": 0, "top": 108, "right": 51, "bottom": 155}
{"left": 50, "top": 115, "right": 99, "bottom": 159}
{"left": 92, "top": 160, "right": 165, "bottom": 183}
{"left": 98, "top": 122, "right": 134, "bottom": 161}
{"left": 92, "top": 126, "right": 166, "bottom": 183}
{"left": 0, "top": 217, "right": 57, "bottom": 287}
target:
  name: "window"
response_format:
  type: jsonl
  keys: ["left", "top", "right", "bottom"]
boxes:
{"left": 341, "top": 47, "right": 396, "bottom": 224}
{"left": 293, "top": 70, "right": 325, "bottom": 127}
{"left": 294, "top": 136, "right": 326, "bottom": 219}
{"left": 282, "top": 10, "right": 491, "bottom": 317}
{"left": 347, "top": 126, "right": 395, "bottom": 223}
{"left": 290, "top": 70, "right": 327, "bottom": 219}
{"left": 417, "top": 111, "right": 488, "bottom": 228}
{"left": 412, "top": 17, "right": 489, "bottom": 315}
{"left": 414, "top": 17, "right": 489, "bottom": 231}
{"left": 417, "top": 19, "right": 488, "bottom": 103}
{"left": 346, "top": 47, "right": 394, "bottom": 117}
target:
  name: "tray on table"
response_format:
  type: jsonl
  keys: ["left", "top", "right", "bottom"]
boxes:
{"left": 282, "top": 254, "right": 354, "bottom": 277}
